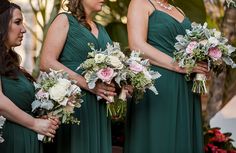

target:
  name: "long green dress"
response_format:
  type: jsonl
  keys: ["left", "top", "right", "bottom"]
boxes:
{"left": 124, "top": 3, "right": 204, "bottom": 153}
{"left": 43, "top": 13, "right": 112, "bottom": 153}
{"left": 0, "top": 72, "right": 40, "bottom": 153}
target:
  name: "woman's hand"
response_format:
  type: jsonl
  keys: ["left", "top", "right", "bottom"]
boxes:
{"left": 91, "top": 82, "right": 117, "bottom": 102}
{"left": 174, "top": 61, "right": 209, "bottom": 76}
{"left": 124, "top": 85, "right": 134, "bottom": 98}
{"left": 31, "top": 118, "right": 59, "bottom": 138}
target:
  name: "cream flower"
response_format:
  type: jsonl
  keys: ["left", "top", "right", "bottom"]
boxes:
{"left": 107, "top": 56, "right": 124, "bottom": 69}
{"left": 94, "top": 54, "right": 106, "bottom": 63}
{"left": 58, "top": 78, "right": 71, "bottom": 89}
{"left": 49, "top": 83, "right": 68, "bottom": 102}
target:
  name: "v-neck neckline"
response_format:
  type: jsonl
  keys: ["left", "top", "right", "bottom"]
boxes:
{"left": 83, "top": 21, "right": 101, "bottom": 40}
{"left": 73, "top": 14, "right": 101, "bottom": 40}
{"left": 153, "top": 9, "right": 186, "bottom": 24}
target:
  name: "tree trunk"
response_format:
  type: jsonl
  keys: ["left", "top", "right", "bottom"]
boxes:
{"left": 221, "top": 4, "right": 236, "bottom": 106}
{"left": 205, "top": 1, "right": 236, "bottom": 124}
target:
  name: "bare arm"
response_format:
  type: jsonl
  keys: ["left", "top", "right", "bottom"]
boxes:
{"left": 40, "top": 14, "right": 89, "bottom": 90}
{"left": 40, "top": 14, "right": 116, "bottom": 101}
{"left": 0, "top": 92, "right": 58, "bottom": 137}
{"left": 127, "top": 0, "right": 208, "bottom": 74}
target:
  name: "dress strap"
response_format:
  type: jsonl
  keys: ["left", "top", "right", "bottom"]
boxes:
{"left": 176, "top": 7, "right": 185, "bottom": 16}
{"left": 148, "top": 0, "right": 157, "bottom": 10}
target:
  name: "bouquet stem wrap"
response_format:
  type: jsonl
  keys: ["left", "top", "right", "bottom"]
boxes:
{"left": 0, "top": 116, "right": 6, "bottom": 143}
{"left": 38, "top": 134, "right": 53, "bottom": 142}
{"left": 192, "top": 73, "right": 207, "bottom": 94}
{"left": 106, "top": 87, "right": 127, "bottom": 119}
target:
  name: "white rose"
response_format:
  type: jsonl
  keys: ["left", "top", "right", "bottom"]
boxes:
{"left": 208, "top": 37, "right": 219, "bottom": 46}
{"left": 58, "top": 78, "right": 71, "bottom": 89}
{"left": 107, "top": 56, "right": 124, "bottom": 69}
{"left": 49, "top": 83, "right": 68, "bottom": 102}
{"left": 94, "top": 54, "right": 106, "bottom": 63}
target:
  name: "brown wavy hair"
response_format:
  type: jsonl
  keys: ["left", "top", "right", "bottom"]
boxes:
{"left": 0, "top": 1, "right": 34, "bottom": 81}
{"left": 65, "top": 0, "right": 91, "bottom": 30}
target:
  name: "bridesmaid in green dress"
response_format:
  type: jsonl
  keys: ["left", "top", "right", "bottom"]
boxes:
{"left": 0, "top": 1, "right": 58, "bottom": 153}
{"left": 125, "top": 0, "right": 209, "bottom": 153}
{"left": 40, "top": 0, "right": 116, "bottom": 153}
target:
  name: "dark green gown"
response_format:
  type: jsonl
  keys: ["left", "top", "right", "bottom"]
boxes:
{"left": 124, "top": 4, "right": 204, "bottom": 153}
{"left": 43, "top": 13, "right": 112, "bottom": 153}
{"left": 0, "top": 72, "right": 40, "bottom": 153}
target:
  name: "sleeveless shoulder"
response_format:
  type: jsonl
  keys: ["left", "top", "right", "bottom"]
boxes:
{"left": 56, "top": 12, "right": 78, "bottom": 25}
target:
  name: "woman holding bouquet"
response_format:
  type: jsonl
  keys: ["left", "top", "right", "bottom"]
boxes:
{"left": 40, "top": 0, "right": 116, "bottom": 153}
{"left": 125, "top": 0, "right": 209, "bottom": 153}
{"left": 0, "top": 1, "right": 59, "bottom": 153}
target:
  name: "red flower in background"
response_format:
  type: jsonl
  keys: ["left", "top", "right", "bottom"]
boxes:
{"left": 204, "top": 126, "right": 236, "bottom": 153}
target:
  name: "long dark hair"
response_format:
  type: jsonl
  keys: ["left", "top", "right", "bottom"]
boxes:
{"left": 64, "top": 0, "right": 91, "bottom": 30}
{"left": 0, "top": 1, "right": 34, "bottom": 81}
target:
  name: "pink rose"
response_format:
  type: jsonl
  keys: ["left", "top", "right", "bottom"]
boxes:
{"left": 97, "top": 67, "right": 114, "bottom": 82}
{"left": 129, "top": 61, "right": 144, "bottom": 73}
{"left": 186, "top": 41, "right": 198, "bottom": 54}
{"left": 208, "top": 47, "right": 222, "bottom": 61}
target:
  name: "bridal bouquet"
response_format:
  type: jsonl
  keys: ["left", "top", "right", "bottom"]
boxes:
{"left": 0, "top": 116, "right": 6, "bottom": 143}
{"left": 79, "top": 43, "right": 161, "bottom": 119}
{"left": 78, "top": 42, "right": 127, "bottom": 119}
{"left": 32, "top": 69, "right": 83, "bottom": 142}
{"left": 174, "top": 22, "right": 236, "bottom": 94}
{"left": 122, "top": 51, "right": 161, "bottom": 101}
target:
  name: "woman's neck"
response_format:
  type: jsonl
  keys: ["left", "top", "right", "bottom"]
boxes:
{"left": 84, "top": 7, "right": 97, "bottom": 22}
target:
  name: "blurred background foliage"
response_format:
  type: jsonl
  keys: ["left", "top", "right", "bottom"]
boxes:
{"left": 26, "top": 0, "right": 236, "bottom": 127}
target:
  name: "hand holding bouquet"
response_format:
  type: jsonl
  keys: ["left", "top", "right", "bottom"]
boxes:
{"left": 78, "top": 43, "right": 127, "bottom": 119}
{"left": 174, "top": 22, "right": 236, "bottom": 94}
{"left": 32, "top": 69, "right": 83, "bottom": 142}
{"left": 0, "top": 116, "right": 6, "bottom": 143}
{"left": 79, "top": 43, "right": 161, "bottom": 119}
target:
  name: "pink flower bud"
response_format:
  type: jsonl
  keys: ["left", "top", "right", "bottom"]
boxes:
{"left": 186, "top": 41, "right": 198, "bottom": 54}
{"left": 208, "top": 47, "right": 222, "bottom": 61}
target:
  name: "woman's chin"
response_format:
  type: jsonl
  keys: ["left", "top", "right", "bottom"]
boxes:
{"left": 13, "top": 42, "right": 22, "bottom": 47}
